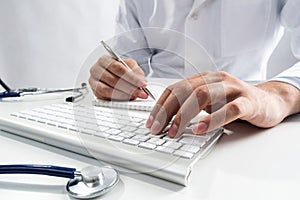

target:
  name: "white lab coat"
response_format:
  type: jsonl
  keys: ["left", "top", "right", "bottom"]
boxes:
{"left": 113, "top": 0, "right": 300, "bottom": 89}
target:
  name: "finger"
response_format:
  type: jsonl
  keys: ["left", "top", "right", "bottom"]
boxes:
{"left": 146, "top": 72, "right": 230, "bottom": 134}
{"left": 203, "top": 103, "right": 226, "bottom": 113}
{"left": 146, "top": 87, "right": 172, "bottom": 128}
{"left": 146, "top": 75, "right": 218, "bottom": 133}
{"left": 90, "top": 56, "right": 111, "bottom": 80}
{"left": 100, "top": 57, "right": 147, "bottom": 88}
{"left": 168, "top": 82, "right": 229, "bottom": 138}
{"left": 93, "top": 67, "right": 148, "bottom": 99}
{"left": 149, "top": 92, "right": 181, "bottom": 135}
{"left": 89, "top": 77, "right": 134, "bottom": 100}
{"left": 147, "top": 80, "right": 195, "bottom": 133}
{"left": 147, "top": 78, "right": 200, "bottom": 128}
{"left": 192, "top": 97, "right": 247, "bottom": 134}
{"left": 91, "top": 56, "right": 148, "bottom": 99}
{"left": 168, "top": 89, "right": 203, "bottom": 138}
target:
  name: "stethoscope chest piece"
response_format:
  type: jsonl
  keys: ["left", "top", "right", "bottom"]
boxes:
{"left": 66, "top": 166, "right": 119, "bottom": 199}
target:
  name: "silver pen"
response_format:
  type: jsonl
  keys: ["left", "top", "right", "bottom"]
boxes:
{"left": 101, "top": 40, "right": 156, "bottom": 100}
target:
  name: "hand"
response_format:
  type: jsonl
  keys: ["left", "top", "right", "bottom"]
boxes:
{"left": 89, "top": 55, "right": 148, "bottom": 100}
{"left": 146, "top": 71, "right": 300, "bottom": 138}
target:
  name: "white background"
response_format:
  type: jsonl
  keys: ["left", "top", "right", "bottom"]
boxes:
{"left": 0, "top": 0, "right": 119, "bottom": 89}
{"left": 0, "top": 0, "right": 298, "bottom": 90}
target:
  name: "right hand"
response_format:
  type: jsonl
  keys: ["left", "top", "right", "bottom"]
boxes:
{"left": 89, "top": 55, "right": 149, "bottom": 101}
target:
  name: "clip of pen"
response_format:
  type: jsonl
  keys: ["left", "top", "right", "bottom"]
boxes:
{"left": 101, "top": 40, "right": 156, "bottom": 100}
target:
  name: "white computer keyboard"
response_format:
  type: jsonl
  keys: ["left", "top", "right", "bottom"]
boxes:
{"left": 10, "top": 103, "right": 222, "bottom": 159}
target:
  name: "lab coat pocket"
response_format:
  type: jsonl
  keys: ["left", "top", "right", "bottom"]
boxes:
{"left": 220, "top": 0, "right": 272, "bottom": 57}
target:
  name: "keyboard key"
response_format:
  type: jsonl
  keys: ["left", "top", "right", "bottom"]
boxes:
{"left": 139, "top": 142, "right": 157, "bottom": 150}
{"left": 57, "top": 124, "right": 69, "bottom": 129}
{"left": 119, "top": 132, "right": 135, "bottom": 138}
{"left": 106, "top": 129, "right": 121, "bottom": 135}
{"left": 98, "top": 126, "right": 109, "bottom": 132}
{"left": 179, "top": 136, "right": 207, "bottom": 147}
{"left": 77, "top": 123, "right": 99, "bottom": 131}
{"left": 94, "top": 132, "right": 109, "bottom": 138}
{"left": 130, "top": 117, "right": 144, "bottom": 122}
{"left": 121, "top": 126, "right": 137, "bottom": 132}
{"left": 17, "top": 113, "right": 28, "bottom": 119}
{"left": 132, "top": 135, "right": 150, "bottom": 142}
{"left": 97, "top": 121, "right": 112, "bottom": 127}
{"left": 162, "top": 135, "right": 181, "bottom": 142}
{"left": 147, "top": 138, "right": 166, "bottom": 146}
{"left": 27, "top": 116, "right": 39, "bottom": 122}
{"left": 69, "top": 126, "right": 79, "bottom": 132}
{"left": 180, "top": 145, "right": 201, "bottom": 154}
{"left": 81, "top": 129, "right": 96, "bottom": 135}
{"left": 173, "top": 150, "right": 194, "bottom": 159}
{"left": 118, "top": 119, "right": 131, "bottom": 125}
{"left": 134, "top": 128, "right": 150, "bottom": 135}
{"left": 156, "top": 146, "right": 174, "bottom": 154}
{"left": 123, "top": 139, "right": 140, "bottom": 146}
{"left": 163, "top": 141, "right": 182, "bottom": 149}
{"left": 148, "top": 133, "right": 167, "bottom": 139}
{"left": 126, "top": 122, "right": 142, "bottom": 127}
{"left": 108, "top": 135, "right": 124, "bottom": 142}
{"left": 46, "top": 121, "right": 57, "bottom": 126}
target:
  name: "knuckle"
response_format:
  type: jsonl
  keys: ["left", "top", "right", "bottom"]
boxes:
{"left": 114, "top": 62, "right": 127, "bottom": 75}
{"left": 199, "top": 71, "right": 212, "bottom": 77}
{"left": 89, "top": 64, "right": 97, "bottom": 76}
{"left": 173, "top": 112, "right": 182, "bottom": 125}
{"left": 102, "top": 86, "right": 112, "bottom": 96}
{"left": 195, "top": 86, "right": 209, "bottom": 100}
{"left": 88, "top": 77, "right": 94, "bottom": 88}
{"left": 156, "top": 110, "right": 168, "bottom": 125}
{"left": 217, "top": 71, "right": 230, "bottom": 80}
{"left": 97, "top": 55, "right": 112, "bottom": 68}
{"left": 228, "top": 101, "right": 242, "bottom": 116}
{"left": 95, "top": 85, "right": 111, "bottom": 99}
{"left": 106, "top": 74, "right": 118, "bottom": 87}
{"left": 165, "top": 86, "right": 174, "bottom": 94}
{"left": 94, "top": 88, "right": 104, "bottom": 99}
{"left": 166, "top": 85, "right": 174, "bottom": 91}
{"left": 150, "top": 104, "right": 162, "bottom": 117}
{"left": 201, "top": 70, "right": 211, "bottom": 74}
{"left": 97, "top": 55, "right": 106, "bottom": 64}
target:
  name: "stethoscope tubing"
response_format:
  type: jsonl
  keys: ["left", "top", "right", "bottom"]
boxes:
{"left": 0, "top": 164, "right": 120, "bottom": 199}
{"left": 0, "top": 164, "right": 76, "bottom": 179}
{"left": 0, "top": 84, "right": 87, "bottom": 99}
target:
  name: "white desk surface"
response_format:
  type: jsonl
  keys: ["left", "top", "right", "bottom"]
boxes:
{"left": 0, "top": 91, "right": 300, "bottom": 200}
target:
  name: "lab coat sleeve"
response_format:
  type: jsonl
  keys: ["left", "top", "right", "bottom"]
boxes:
{"left": 113, "top": 0, "right": 151, "bottom": 75}
{"left": 271, "top": 0, "right": 300, "bottom": 90}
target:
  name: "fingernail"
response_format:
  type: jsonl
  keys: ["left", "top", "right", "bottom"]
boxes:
{"left": 146, "top": 115, "right": 153, "bottom": 128}
{"left": 138, "top": 90, "right": 148, "bottom": 99}
{"left": 168, "top": 124, "right": 178, "bottom": 138}
{"left": 151, "top": 120, "right": 162, "bottom": 134}
{"left": 192, "top": 122, "right": 207, "bottom": 134}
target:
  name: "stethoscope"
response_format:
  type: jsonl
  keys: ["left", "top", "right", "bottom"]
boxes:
{"left": 0, "top": 78, "right": 87, "bottom": 102}
{"left": 0, "top": 164, "right": 119, "bottom": 199}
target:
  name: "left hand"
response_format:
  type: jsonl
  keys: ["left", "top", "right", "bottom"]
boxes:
{"left": 146, "top": 71, "right": 300, "bottom": 138}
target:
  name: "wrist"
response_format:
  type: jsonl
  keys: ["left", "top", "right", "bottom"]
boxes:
{"left": 257, "top": 81, "right": 300, "bottom": 117}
